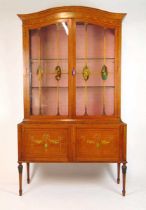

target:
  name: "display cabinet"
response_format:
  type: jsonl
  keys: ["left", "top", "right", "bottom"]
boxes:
{"left": 18, "top": 6, "right": 127, "bottom": 196}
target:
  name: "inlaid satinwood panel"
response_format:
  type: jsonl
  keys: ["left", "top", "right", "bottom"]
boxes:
{"left": 75, "top": 128, "right": 120, "bottom": 161}
{"left": 22, "top": 128, "right": 69, "bottom": 161}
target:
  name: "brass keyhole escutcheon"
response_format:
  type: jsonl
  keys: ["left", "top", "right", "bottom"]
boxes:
{"left": 44, "top": 143, "right": 48, "bottom": 149}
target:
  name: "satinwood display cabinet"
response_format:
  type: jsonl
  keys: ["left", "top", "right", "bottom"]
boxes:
{"left": 18, "top": 6, "right": 127, "bottom": 196}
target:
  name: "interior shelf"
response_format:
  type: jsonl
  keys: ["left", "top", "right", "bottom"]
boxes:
{"left": 31, "top": 86, "right": 115, "bottom": 88}
{"left": 31, "top": 72, "right": 68, "bottom": 75}
{"left": 31, "top": 86, "right": 69, "bottom": 88}
{"left": 76, "top": 57, "right": 115, "bottom": 60}
{"left": 76, "top": 86, "right": 115, "bottom": 88}
{"left": 31, "top": 58, "right": 68, "bottom": 61}
{"left": 31, "top": 57, "right": 115, "bottom": 61}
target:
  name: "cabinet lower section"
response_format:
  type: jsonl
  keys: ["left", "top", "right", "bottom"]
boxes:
{"left": 18, "top": 122, "right": 126, "bottom": 163}
{"left": 17, "top": 121, "right": 127, "bottom": 196}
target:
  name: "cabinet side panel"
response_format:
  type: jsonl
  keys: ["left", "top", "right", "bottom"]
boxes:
{"left": 18, "top": 124, "right": 22, "bottom": 161}
{"left": 123, "top": 124, "right": 127, "bottom": 162}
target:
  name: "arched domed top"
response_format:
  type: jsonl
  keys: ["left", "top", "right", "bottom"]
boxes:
{"left": 18, "top": 6, "right": 126, "bottom": 28}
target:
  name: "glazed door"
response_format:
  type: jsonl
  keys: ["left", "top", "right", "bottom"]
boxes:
{"left": 75, "top": 22, "right": 115, "bottom": 116}
{"left": 29, "top": 21, "right": 70, "bottom": 116}
{"left": 28, "top": 19, "right": 116, "bottom": 118}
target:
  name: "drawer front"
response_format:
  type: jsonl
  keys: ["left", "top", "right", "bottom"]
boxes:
{"left": 22, "top": 128, "right": 70, "bottom": 161}
{"left": 75, "top": 128, "right": 120, "bottom": 161}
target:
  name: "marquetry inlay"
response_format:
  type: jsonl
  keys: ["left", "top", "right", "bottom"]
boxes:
{"left": 81, "top": 134, "right": 112, "bottom": 149}
{"left": 31, "top": 133, "right": 63, "bottom": 149}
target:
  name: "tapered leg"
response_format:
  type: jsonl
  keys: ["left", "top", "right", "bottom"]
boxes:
{"left": 117, "top": 163, "right": 120, "bottom": 184}
{"left": 122, "top": 163, "right": 127, "bottom": 196}
{"left": 18, "top": 163, "right": 23, "bottom": 196}
{"left": 27, "top": 163, "right": 30, "bottom": 184}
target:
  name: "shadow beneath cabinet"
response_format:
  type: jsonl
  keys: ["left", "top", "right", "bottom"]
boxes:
{"left": 30, "top": 163, "right": 116, "bottom": 184}
{"left": 30, "top": 164, "right": 39, "bottom": 181}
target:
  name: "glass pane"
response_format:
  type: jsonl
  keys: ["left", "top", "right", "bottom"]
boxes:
{"left": 76, "top": 22, "right": 115, "bottom": 116}
{"left": 30, "top": 22, "right": 68, "bottom": 116}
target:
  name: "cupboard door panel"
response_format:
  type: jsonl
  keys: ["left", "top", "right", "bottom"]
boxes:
{"left": 22, "top": 128, "right": 69, "bottom": 161}
{"left": 30, "top": 22, "right": 69, "bottom": 116}
{"left": 75, "top": 128, "right": 120, "bottom": 161}
{"left": 76, "top": 22, "right": 115, "bottom": 116}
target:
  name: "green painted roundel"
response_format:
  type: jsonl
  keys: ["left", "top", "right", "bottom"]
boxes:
{"left": 101, "top": 65, "right": 108, "bottom": 80}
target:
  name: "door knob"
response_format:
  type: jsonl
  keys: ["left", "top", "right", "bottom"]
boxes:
{"left": 72, "top": 68, "right": 76, "bottom": 76}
